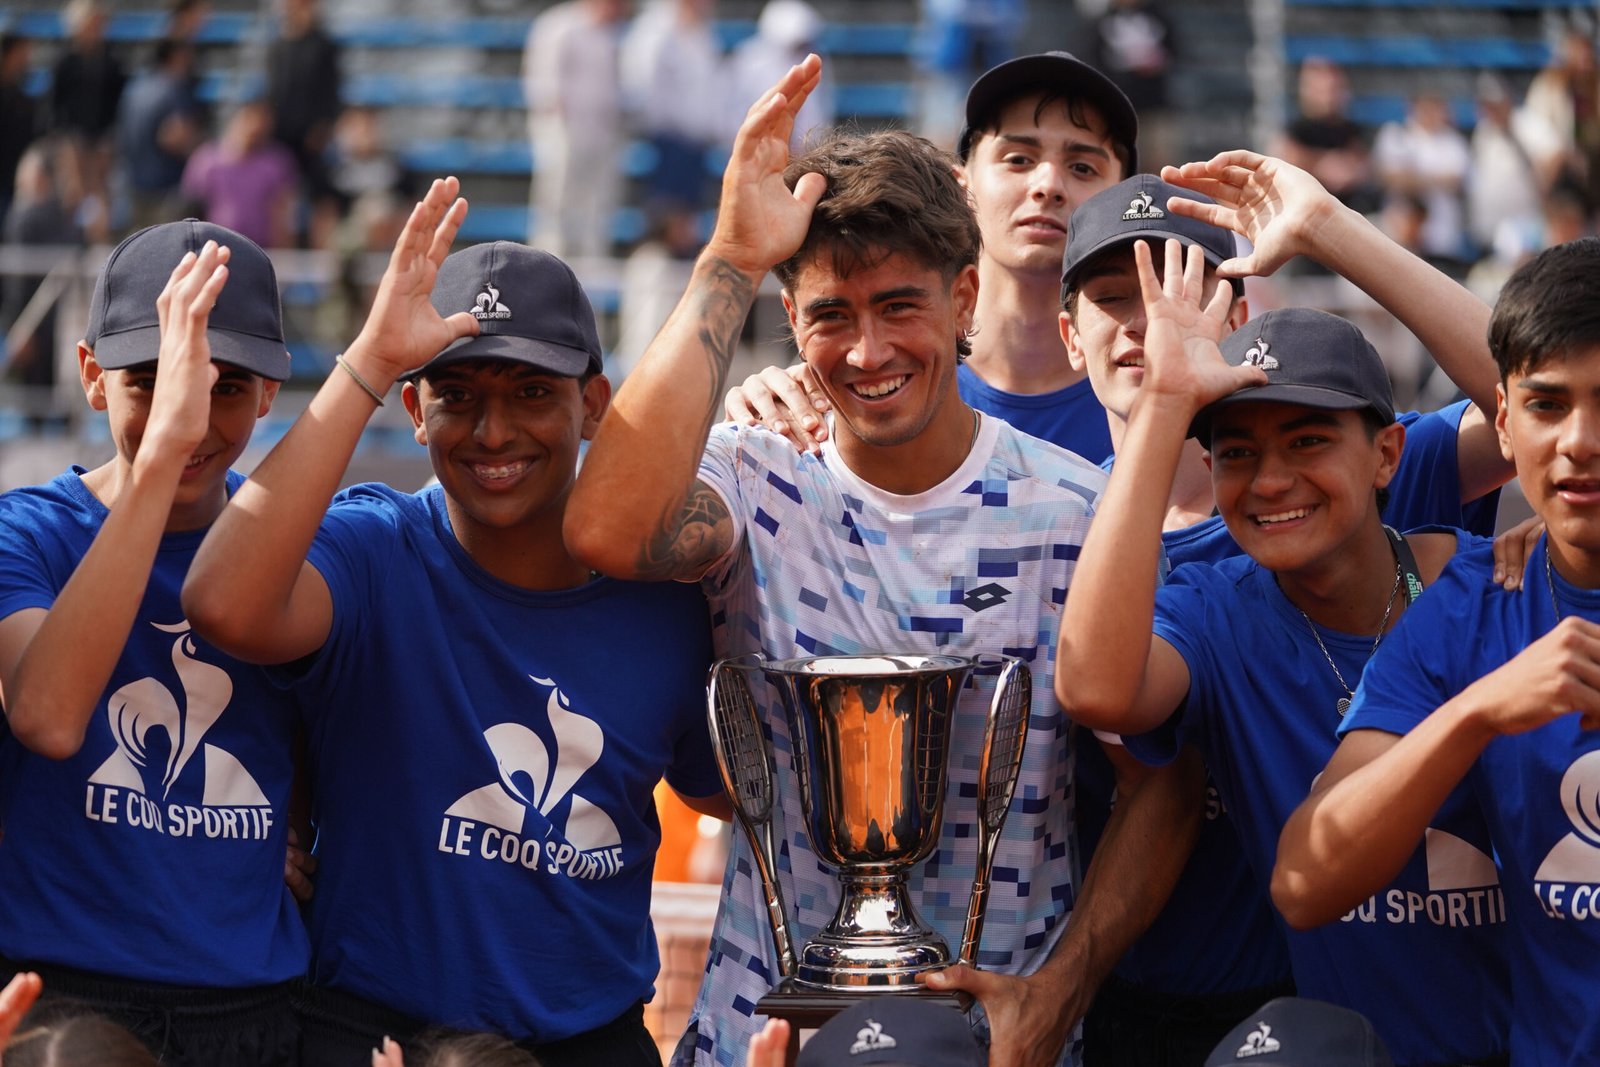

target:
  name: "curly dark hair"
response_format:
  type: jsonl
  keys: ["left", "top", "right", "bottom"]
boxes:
{"left": 772, "top": 130, "right": 981, "bottom": 295}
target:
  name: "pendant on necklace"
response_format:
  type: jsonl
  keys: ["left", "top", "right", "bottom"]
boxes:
{"left": 1336, "top": 696, "right": 1352, "bottom": 717}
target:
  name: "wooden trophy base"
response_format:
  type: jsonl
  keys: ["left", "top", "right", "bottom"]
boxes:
{"left": 754, "top": 981, "right": 972, "bottom": 1066}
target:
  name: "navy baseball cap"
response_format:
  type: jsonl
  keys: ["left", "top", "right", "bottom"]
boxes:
{"left": 421, "top": 242, "right": 603, "bottom": 377}
{"left": 796, "top": 998, "right": 984, "bottom": 1067}
{"left": 85, "top": 219, "right": 289, "bottom": 381}
{"left": 957, "top": 51, "right": 1138, "bottom": 173}
{"left": 1191, "top": 308, "right": 1396, "bottom": 441}
{"left": 1060, "top": 175, "right": 1241, "bottom": 302}
{"left": 1204, "top": 998, "right": 1394, "bottom": 1067}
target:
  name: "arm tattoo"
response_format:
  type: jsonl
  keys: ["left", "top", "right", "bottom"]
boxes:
{"left": 694, "top": 256, "right": 759, "bottom": 435}
{"left": 637, "top": 480, "right": 732, "bottom": 581}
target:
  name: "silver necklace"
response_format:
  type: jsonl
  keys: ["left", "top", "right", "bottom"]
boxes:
{"left": 1295, "top": 559, "right": 1403, "bottom": 717}
{"left": 1546, "top": 546, "right": 1561, "bottom": 623}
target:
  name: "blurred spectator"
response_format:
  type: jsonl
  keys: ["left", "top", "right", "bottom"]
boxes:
{"left": 47, "top": 0, "right": 126, "bottom": 242}
{"left": 1276, "top": 57, "right": 1378, "bottom": 214}
{"left": 265, "top": 0, "right": 342, "bottom": 247}
{"left": 165, "top": 0, "right": 212, "bottom": 43}
{"left": 180, "top": 100, "right": 298, "bottom": 248}
{"left": 729, "top": 1, "right": 835, "bottom": 150}
{"left": 1091, "top": 0, "right": 1176, "bottom": 170}
{"left": 0, "top": 33, "right": 39, "bottom": 226}
{"left": 522, "top": 0, "right": 630, "bottom": 260}
{"left": 1373, "top": 92, "right": 1471, "bottom": 267}
{"left": 1543, "top": 174, "right": 1593, "bottom": 246}
{"left": 115, "top": 38, "right": 205, "bottom": 232}
{"left": 325, "top": 106, "right": 409, "bottom": 342}
{"left": 622, "top": 0, "right": 727, "bottom": 227}
{"left": 1524, "top": 27, "right": 1600, "bottom": 215}
{"left": 913, "top": 0, "right": 1025, "bottom": 146}
{"left": 617, "top": 209, "right": 701, "bottom": 380}
{"left": 2, "top": 145, "right": 81, "bottom": 395}
{"left": 1467, "top": 72, "right": 1561, "bottom": 254}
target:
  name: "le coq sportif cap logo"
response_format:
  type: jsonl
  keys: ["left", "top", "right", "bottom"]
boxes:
{"left": 1235, "top": 1021, "right": 1281, "bottom": 1058}
{"left": 472, "top": 283, "right": 512, "bottom": 320}
{"left": 850, "top": 1020, "right": 898, "bottom": 1055}
{"left": 1241, "top": 338, "right": 1280, "bottom": 371}
{"left": 1122, "top": 191, "right": 1164, "bottom": 220}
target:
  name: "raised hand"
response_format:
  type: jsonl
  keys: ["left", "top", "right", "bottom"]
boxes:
{"left": 347, "top": 176, "right": 479, "bottom": 383}
{"left": 1134, "top": 238, "right": 1266, "bottom": 414}
{"left": 706, "top": 55, "right": 828, "bottom": 276}
{"left": 138, "top": 241, "right": 231, "bottom": 470}
{"left": 1161, "top": 150, "right": 1344, "bottom": 278}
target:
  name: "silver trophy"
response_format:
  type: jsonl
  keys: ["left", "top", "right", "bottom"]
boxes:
{"left": 706, "top": 652, "right": 1031, "bottom": 996}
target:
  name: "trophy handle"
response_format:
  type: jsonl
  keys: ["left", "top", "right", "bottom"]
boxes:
{"left": 707, "top": 655, "right": 798, "bottom": 980}
{"left": 958, "top": 656, "right": 1031, "bottom": 965}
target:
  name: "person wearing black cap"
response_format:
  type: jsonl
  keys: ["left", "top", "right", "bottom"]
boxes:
{"left": 950, "top": 51, "right": 1138, "bottom": 466}
{"left": 0, "top": 220, "right": 303, "bottom": 1067}
{"left": 1054, "top": 237, "right": 1511, "bottom": 1066}
{"left": 183, "top": 179, "right": 726, "bottom": 1067}
{"left": 1057, "top": 155, "right": 1525, "bottom": 1066}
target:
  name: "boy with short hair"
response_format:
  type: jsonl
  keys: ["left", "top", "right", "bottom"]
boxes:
{"left": 1053, "top": 238, "right": 1510, "bottom": 1066}
{"left": 1276, "top": 236, "right": 1600, "bottom": 1065}
{"left": 0, "top": 219, "right": 303, "bottom": 1066}
{"left": 182, "top": 180, "right": 724, "bottom": 1067}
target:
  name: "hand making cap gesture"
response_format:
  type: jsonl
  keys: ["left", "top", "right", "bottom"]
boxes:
{"left": 1134, "top": 237, "right": 1267, "bottom": 418}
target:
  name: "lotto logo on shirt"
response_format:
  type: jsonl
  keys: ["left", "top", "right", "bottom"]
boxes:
{"left": 1533, "top": 750, "right": 1600, "bottom": 920}
{"left": 82, "top": 621, "right": 275, "bottom": 841}
{"left": 1341, "top": 827, "right": 1505, "bottom": 928}
{"left": 436, "top": 675, "right": 625, "bottom": 881}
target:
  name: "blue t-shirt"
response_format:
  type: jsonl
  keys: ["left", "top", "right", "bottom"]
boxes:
{"left": 1127, "top": 537, "right": 1509, "bottom": 1066}
{"left": 956, "top": 361, "right": 1113, "bottom": 466}
{"left": 1343, "top": 536, "right": 1600, "bottom": 1066}
{"left": 0, "top": 469, "right": 308, "bottom": 987}
{"left": 291, "top": 483, "right": 720, "bottom": 1042}
{"left": 1076, "top": 398, "right": 1501, "bottom": 996}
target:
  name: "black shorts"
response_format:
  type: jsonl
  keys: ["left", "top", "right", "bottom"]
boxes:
{"left": 0, "top": 956, "right": 298, "bottom": 1067}
{"left": 295, "top": 982, "right": 661, "bottom": 1067}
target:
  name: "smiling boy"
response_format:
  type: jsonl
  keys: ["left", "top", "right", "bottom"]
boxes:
{"left": 1054, "top": 237, "right": 1510, "bottom": 1066}
{"left": 0, "top": 220, "right": 303, "bottom": 1066}
{"left": 1275, "top": 237, "right": 1600, "bottom": 1066}
{"left": 183, "top": 183, "right": 725, "bottom": 1067}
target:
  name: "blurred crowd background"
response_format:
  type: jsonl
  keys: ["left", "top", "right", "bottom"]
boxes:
{"left": 0, "top": 0, "right": 1594, "bottom": 490}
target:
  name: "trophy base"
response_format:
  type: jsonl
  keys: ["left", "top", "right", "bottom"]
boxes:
{"left": 795, "top": 935, "right": 951, "bottom": 988}
{"left": 755, "top": 981, "right": 973, "bottom": 1067}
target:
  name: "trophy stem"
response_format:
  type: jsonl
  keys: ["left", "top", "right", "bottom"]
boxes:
{"left": 796, "top": 869, "right": 951, "bottom": 988}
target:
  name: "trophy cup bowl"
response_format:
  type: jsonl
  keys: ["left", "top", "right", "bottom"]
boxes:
{"left": 765, "top": 653, "right": 970, "bottom": 987}
{"left": 708, "top": 651, "right": 1030, "bottom": 1009}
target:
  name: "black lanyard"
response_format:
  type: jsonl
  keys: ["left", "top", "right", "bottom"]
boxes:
{"left": 1383, "top": 524, "right": 1423, "bottom": 607}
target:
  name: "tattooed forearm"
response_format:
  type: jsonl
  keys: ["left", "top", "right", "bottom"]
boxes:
{"left": 695, "top": 256, "right": 760, "bottom": 428}
{"left": 636, "top": 480, "right": 733, "bottom": 581}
